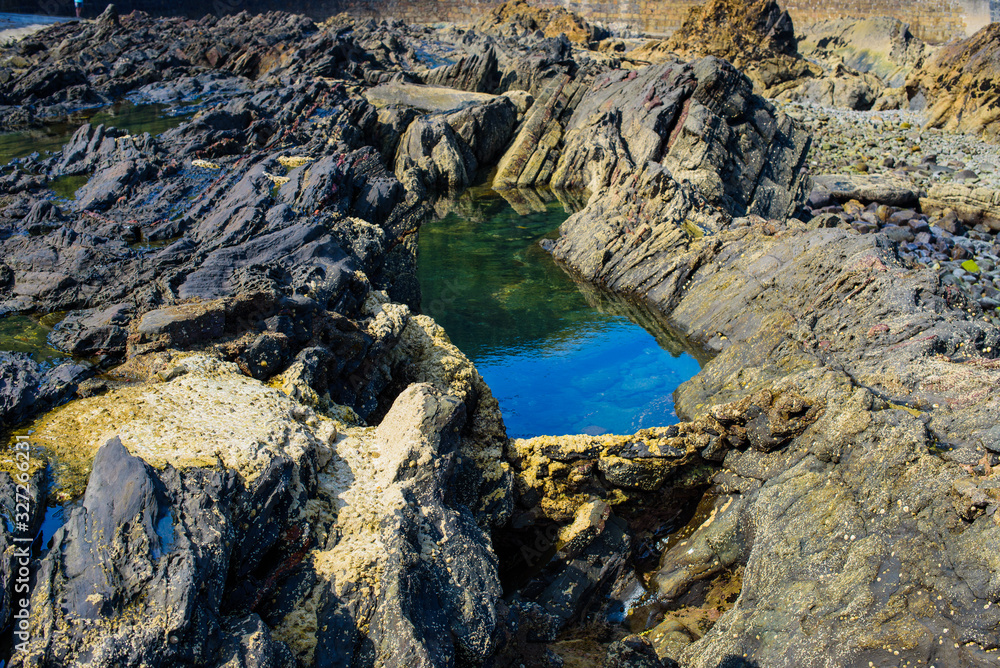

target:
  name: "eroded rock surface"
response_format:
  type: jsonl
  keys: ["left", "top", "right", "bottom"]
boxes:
{"left": 907, "top": 23, "right": 1000, "bottom": 138}
{"left": 547, "top": 173, "right": 1000, "bottom": 668}
{"left": 1, "top": 3, "right": 998, "bottom": 668}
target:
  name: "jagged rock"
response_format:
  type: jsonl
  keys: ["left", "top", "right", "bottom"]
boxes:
{"left": 667, "top": 0, "right": 797, "bottom": 63}
{"left": 0, "top": 352, "right": 90, "bottom": 429}
{"left": 493, "top": 68, "right": 594, "bottom": 189}
{"left": 664, "top": 0, "right": 816, "bottom": 96}
{"left": 907, "top": 23, "right": 1000, "bottom": 138}
{"left": 546, "top": 58, "right": 810, "bottom": 293}
{"left": 417, "top": 45, "right": 500, "bottom": 93}
{"left": 0, "top": 11, "right": 323, "bottom": 131}
{"left": 443, "top": 96, "right": 518, "bottom": 168}
{"left": 0, "top": 352, "right": 43, "bottom": 428}
{"left": 395, "top": 115, "right": 474, "bottom": 194}
{"left": 394, "top": 96, "right": 517, "bottom": 195}
{"left": 18, "top": 430, "right": 305, "bottom": 667}
{"left": 551, "top": 56, "right": 808, "bottom": 221}
{"left": 276, "top": 382, "right": 505, "bottom": 667}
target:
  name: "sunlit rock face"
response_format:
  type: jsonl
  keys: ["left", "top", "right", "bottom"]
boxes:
{"left": 1, "top": 3, "right": 999, "bottom": 668}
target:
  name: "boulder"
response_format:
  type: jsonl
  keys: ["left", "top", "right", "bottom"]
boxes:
{"left": 132, "top": 300, "right": 226, "bottom": 350}
{"left": 49, "top": 303, "right": 133, "bottom": 356}
{"left": 811, "top": 173, "right": 922, "bottom": 207}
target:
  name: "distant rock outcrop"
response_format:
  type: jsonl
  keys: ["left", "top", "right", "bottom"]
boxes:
{"left": 475, "top": 0, "right": 601, "bottom": 45}
{"left": 660, "top": 0, "right": 816, "bottom": 97}
{"left": 797, "top": 16, "right": 928, "bottom": 88}
{"left": 907, "top": 22, "right": 1000, "bottom": 138}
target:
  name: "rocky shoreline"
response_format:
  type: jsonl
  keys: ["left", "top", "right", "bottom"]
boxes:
{"left": 0, "top": 1, "right": 998, "bottom": 667}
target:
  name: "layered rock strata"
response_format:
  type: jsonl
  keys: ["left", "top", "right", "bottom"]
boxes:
{"left": 0, "top": 3, "right": 997, "bottom": 668}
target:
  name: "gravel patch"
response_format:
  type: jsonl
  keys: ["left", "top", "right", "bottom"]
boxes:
{"left": 779, "top": 100, "right": 1000, "bottom": 327}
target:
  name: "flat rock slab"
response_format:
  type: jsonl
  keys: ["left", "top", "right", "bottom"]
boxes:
{"left": 134, "top": 300, "right": 225, "bottom": 346}
{"left": 364, "top": 82, "right": 497, "bottom": 113}
{"left": 811, "top": 173, "right": 922, "bottom": 206}
{"left": 920, "top": 182, "right": 1000, "bottom": 230}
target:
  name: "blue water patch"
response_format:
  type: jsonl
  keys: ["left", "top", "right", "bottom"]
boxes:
{"left": 38, "top": 503, "right": 71, "bottom": 548}
{"left": 154, "top": 510, "right": 175, "bottom": 558}
{"left": 413, "top": 47, "right": 457, "bottom": 69}
{"left": 479, "top": 318, "right": 701, "bottom": 438}
{"left": 418, "top": 188, "right": 703, "bottom": 439}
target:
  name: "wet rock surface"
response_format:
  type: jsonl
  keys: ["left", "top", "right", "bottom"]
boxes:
{"left": 0, "top": 2, "right": 999, "bottom": 667}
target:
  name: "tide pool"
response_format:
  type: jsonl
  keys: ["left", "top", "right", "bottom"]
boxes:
{"left": 418, "top": 188, "right": 703, "bottom": 439}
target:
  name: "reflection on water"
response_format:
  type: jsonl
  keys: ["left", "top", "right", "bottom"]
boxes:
{"left": 418, "top": 187, "right": 702, "bottom": 438}
{"left": 0, "top": 101, "right": 196, "bottom": 166}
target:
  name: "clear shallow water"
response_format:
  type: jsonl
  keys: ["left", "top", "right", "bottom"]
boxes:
{"left": 418, "top": 188, "right": 703, "bottom": 439}
{"left": 0, "top": 314, "right": 68, "bottom": 367}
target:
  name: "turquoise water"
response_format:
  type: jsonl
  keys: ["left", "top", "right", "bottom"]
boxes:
{"left": 418, "top": 188, "right": 703, "bottom": 438}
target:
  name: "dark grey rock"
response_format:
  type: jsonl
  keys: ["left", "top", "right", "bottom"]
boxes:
{"left": 49, "top": 303, "right": 133, "bottom": 356}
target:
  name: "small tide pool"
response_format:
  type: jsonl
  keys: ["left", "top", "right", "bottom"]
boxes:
{"left": 418, "top": 187, "right": 703, "bottom": 439}
{"left": 0, "top": 314, "right": 68, "bottom": 367}
{"left": 0, "top": 100, "right": 197, "bottom": 167}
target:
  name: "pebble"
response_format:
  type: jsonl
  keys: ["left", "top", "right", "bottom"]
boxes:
{"left": 779, "top": 100, "right": 1000, "bottom": 328}
{"left": 780, "top": 100, "right": 1000, "bottom": 192}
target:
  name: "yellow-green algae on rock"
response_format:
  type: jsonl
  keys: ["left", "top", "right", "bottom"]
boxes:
{"left": 270, "top": 295, "right": 512, "bottom": 663}
{"left": 22, "top": 354, "right": 337, "bottom": 498}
